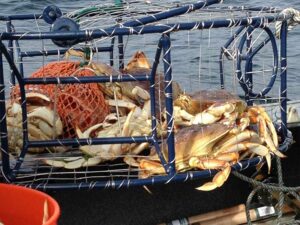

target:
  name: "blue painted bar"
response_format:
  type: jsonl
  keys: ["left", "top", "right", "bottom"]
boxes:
{"left": 245, "top": 25, "right": 253, "bottom": 103}
{"left": 162, "top": 34, "right": 176, "bottom": 176}
{"left": 118, "top": 35, "right": 124, "bottom": 69}
{"left": 149, "top": 37, "right": 169, "bottom": 172}
{"left": 280, "top": 21, "right": 288, "bottom": 138}
{"left": 20, "top": 46, "right": 113, "bottom": 58}
{"left": 206, "top": 6, "right": 281, "bottom": 13}
{"left": 110, "top": 37, "right": 115, "bottom": 66}
{"left": 23, "top": 74, "right": 150, "bottom": 85}
{"left": 0, "top": 15, "right": 288, "bottom": 41}
{"left": 0, "top": 14, "right": 43, "bottom": 21}
{"left": 15, "top": 40, "right": 24, "bottom": 77}
{"left": 0, "top": 43, "right": 11, "bottom": 178}
{"left": 27, "top": 136, "right": 154, "bottom": 148}
{"left": 6, "top": 20, "right": 15, "bottom": 85}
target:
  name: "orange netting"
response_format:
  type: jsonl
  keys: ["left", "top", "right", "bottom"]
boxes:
{"left": 12, "top": 61, "right": 109, "bottom": 138}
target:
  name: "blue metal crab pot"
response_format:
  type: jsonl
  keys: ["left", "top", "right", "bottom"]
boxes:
{"left": 0, "top": 1, "right": 294, "bottom": 190}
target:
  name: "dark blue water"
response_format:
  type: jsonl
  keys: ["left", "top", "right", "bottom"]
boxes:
{"left": 0, "top": 0, "right": 300, "bottom": 99}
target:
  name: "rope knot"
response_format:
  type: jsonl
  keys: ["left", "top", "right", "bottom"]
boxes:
{"left": 275, "top": 8, "right": 300, "bottom": 38}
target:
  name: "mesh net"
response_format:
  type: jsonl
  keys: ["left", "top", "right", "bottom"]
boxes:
{"left": 12, "top": 61, "right": 109, "bottom": 138}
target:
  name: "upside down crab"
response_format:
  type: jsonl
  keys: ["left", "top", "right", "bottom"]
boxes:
{"left": 136, "top": 122, "right": 282, "bottom": 191}
{"left": 6, "top": 92, "right": 63, "bottom": 154}
{"left": 133, "top": 90, "right": 284, "bottom": 191}
{"left": 172, "top": 90, "right": 280, "bottom": 156}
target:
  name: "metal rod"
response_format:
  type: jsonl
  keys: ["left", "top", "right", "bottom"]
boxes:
{"left": 162, "top": 34, "right": 175, "bottom": 176}
{"left": 20, "top": 46, "right": 113, "bottom": 58}
{"left": 118, "top": 35, "right": 124, "bottom": 70}
{"left": 245, "top": 25, "right": 253, "bottom": 104}
{"left": 0, "top": 44, "right": 11, "bottom": 179}
{"left": 6, "top": 20, "right": 15, "bottom": 85}
{"left": 15, "top": 41, "right": 24, "bottom": 77}
{"left": 0, "top": 14, "right": 43, "bottom": 21}
{"left": 23, "top": 74, "right": 150, "bottom": 85}
{"left": 27, "top": 136, "right": 154, "bottom": 148}
{"left": 280, "top": 21, "right": 288, "bottom": 138}
{"left": 149, "top": 37, "right": 169, "bottom": 172}
{"left": 110, "top": 37, "right": 115, "bottom": 66}
{"left": 0, "top": 16, "right": 287, "bottom": 41}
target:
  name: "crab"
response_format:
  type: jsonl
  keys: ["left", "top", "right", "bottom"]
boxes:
{"left": 173, "top": 90, "right": 247, "bottom": 126}
{"left": 91, "top": 51, "right": 183, "bottom": 115}
{"left": 6, "top": 92, "right": 63, "bottom": 154}
{"left": 135, "top": 123, "right": 280, "bottom": 191}
{"left": 171, "top": 90, "right": 282, "bottom": 158}
{"left": 44, "top": 107, "right": 155, "bottom": 169}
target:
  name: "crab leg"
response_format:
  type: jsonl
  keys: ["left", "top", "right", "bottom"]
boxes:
{"left": 124, "top": 142, "right": 150, "bottom": 167}
{"left": 248, "top": 106, "right": 278, "bottom": 148}
{"left": 107, "top": 99, "right": 137, "bottom": 110}
{"left": 189, "top": 157, "right": 232, "bottom": 191}
{"left": 139, "top": 159, "right": 166, "bottom": 176}
{"left": 125, "top": 51, "right": 151, "bottom": 71}
{"left": 256, "top": 115, "right": 285, "bottom": 158}
{"left": 213, "top": 130, "right": 260, "bottom": 155}
{"left": 214, "top": 152, "right": 239, "bottom": 163}
{"left": 192, "top": 112, "right": 221, "bottom": 125}
{"left": 217, "top": 141, "right": 272, "bottom": 173}
{"left": 44, "top": 156, "right": 103, "bottom": 169}
{"left": 196, "top": 166, "right": 231, "bottom": 191}
{"left": 132, "top": 86, "right": 150, "bottom": 101}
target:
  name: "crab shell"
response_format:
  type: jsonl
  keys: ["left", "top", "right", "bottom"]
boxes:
{"left": 140, "top": 124, "right": 231, "bottom": 173}
{"left": 76, "top": 106, "right": 155, "bottom": 163}
{"left": 137, "top": 120, "right": 282, "bottom": 191}
{"left": 92, "top": 51, "right": 183, "bottom": 116}
{"left": 6, "top": 93, "right": 63, "bottom": 153}
{"left": 174, "top": 90, "right": 246, "bottom": 116}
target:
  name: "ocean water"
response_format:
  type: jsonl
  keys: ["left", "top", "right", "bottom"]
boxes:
{"left": 0, "top": 0, "right": 300, "bottom": 99}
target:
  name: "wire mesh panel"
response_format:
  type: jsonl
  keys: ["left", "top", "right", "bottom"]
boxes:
{"left": 0, "top": 0, "right": 294, "bottom": 190}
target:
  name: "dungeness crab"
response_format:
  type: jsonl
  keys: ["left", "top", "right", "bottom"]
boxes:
{"left": 6, "top": 92, "right": 63, "bottom": 154}
{"left": 172, "top": 90, "right": 280, "bottom": 157}
{"left": 132, "top": 90, "right": 284, "bottom": 191}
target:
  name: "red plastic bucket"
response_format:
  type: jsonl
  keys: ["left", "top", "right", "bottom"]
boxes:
{"left": 0, "top": 183, "right": 60, "bottom": 225}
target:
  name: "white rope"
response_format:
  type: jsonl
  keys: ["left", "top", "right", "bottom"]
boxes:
{"left": 275, "top": 8, "right": 300, "bottom": 38}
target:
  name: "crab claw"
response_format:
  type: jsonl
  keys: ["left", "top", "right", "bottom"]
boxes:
{"left": 256, "top": 115, "right": 285, "bottom": 158}
{"left": 248, "top": 106, "right": 278, "bottom": 148}
{"left": 44, "top": 156, "right": 102, "bottom": 169}
{"left": 139, "top": 159, "right": 166, "bottom": 176}
{"left": 189, "top": 158, "right": 232, "bottom": 191}
{"left": 132, "top": 86, "right": 150, "bottom": 101}
{"left": 192, "top": 112, "right": 220, "bottom": 125}
{"left": 125, "top": 51, "right": 151, "bottom": 71}
{"left": 196, "top": 166, "right": 231, "bottom": 191}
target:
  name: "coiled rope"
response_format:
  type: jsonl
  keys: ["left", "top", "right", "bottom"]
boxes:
{"left": 232, "top": 130, "right": 300, "bottom": 224}
{"left": 275, "top": 8, "right": 300, "bottom": 38}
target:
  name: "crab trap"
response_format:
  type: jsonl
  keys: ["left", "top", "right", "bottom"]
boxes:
{"left": 0, "top": 0, "right": 295, "bottom": 190}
